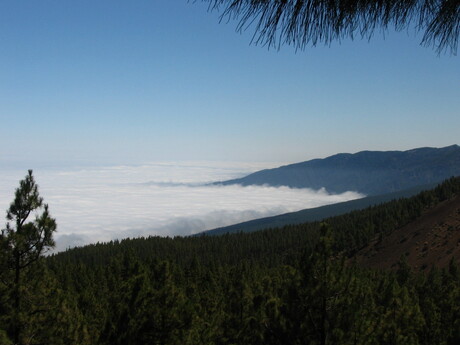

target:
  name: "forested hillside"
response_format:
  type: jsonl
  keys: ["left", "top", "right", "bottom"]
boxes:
{"left": 219, "top": 145, "right": 460, "bottom": 195}
{"left": 202, "top": 182, "right": 438, "bottom": 235}
{"left": 1, "top": 177, "right": 459, "bottom": 344}
{"left": 354, "top": 195, "right": 460, "bottom": 270}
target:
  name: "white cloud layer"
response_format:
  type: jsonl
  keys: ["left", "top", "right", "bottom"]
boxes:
{"left": 0, "top": 162, "right": 363, "bottom": 252}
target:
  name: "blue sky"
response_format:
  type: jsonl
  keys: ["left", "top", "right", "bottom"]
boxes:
{"left": 1, "top": 0, "right": 459, "bottom": 168}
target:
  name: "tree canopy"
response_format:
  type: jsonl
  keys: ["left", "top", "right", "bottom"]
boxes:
{"left": 202, "top": 0, "right": 459, "bottom": 54}
{"left": 0, "top": 170, "right": 57, "bottom": 345}
{"left": 0, "top": 176, "right": 458, "bottom": 344}
{"left": 43, "top": 176, "right": 460, "bottom": 344}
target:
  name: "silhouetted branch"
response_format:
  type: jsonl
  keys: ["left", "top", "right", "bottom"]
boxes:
{"left": 202, "top": 0, "right": 459, "bottom": 53}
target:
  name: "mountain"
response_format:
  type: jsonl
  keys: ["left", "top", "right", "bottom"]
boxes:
{"left": 353, "top": 195, "right": 460, "bottom": 271}
{"left": 41, "top": 177, "right": 460, "bottom": 344}
{"left": 217, "top": 145, "right": 460, "bottom": 195}
{"left": 57, "top": 177, "right": 460, "bottom": 269}
{"left": 200, "top": 182, "right": 439, "bottom": 236}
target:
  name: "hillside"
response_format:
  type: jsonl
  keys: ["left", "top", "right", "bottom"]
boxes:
{"left": 37, "top": 176, "right": 460, "bottom": 345}
{"left": 53, "top": 177, "right": 460, "bottom": 269}
{"left": 12, "top": 176, "right": 456, "bottom": 345}
{"left": 201, "top": 182, "right": 438, "bottom": 235}
{"left": 353, "top": 195, "right": 460, "bottom": 271}
{"left": 218, "top": 145, "right": 460, "bottom": 195}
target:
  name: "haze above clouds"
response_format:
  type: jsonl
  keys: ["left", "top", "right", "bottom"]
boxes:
{"left": 0, "top": 162, "right": 363, "bottom": 252}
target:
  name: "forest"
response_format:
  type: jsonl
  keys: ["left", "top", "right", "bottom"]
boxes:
{"left": 1, "top": 174, "right": 459, "bottom": 344}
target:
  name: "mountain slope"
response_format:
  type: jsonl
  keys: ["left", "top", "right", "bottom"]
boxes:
{"left": 353, "top": 195, "right": 460, "bottom": 270}
{"left": 201, "top": 182, "right": 438, "bottom": 236}
{"left": 55, "top": 177, "right": 460, "bottom": 270}
{"left": 44, "top": 178, "right": 460, "bottom": 345}
{"left": 218, "top": 145, "right": 460, "bottom": 195}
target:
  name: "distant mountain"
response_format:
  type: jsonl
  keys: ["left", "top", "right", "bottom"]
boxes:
{"left": 217, "top": 145, "right": 460, "bottom": 195}
{"left": 200, "top": 182, "right": 438, "bottom": 236}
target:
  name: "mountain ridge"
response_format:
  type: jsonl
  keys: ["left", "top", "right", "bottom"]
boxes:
{"left": 217, "top": 145, "right": 460, "bottom": 195}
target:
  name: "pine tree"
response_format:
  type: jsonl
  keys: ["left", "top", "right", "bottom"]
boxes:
{"left": 202, "top": 0, "right": 459, "bottom": 54}
{"left": 0, "top": 170, "right": 57, "bottom": 345}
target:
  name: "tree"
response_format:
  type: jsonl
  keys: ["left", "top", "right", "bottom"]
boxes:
{"left": 202, "top": 0, "right": 459, "bottom": 54}
{"left": 0, "top": 170, "right": 57, "bottom": 345}
{"left": 300, "top": 223, "right": 353, "bottom": 345}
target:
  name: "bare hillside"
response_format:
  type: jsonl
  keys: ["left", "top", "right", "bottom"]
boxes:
{"left": 353, "top": 196, "right": 460, "bottom": 271}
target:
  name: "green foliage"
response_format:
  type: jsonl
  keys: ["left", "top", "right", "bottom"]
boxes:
{"left": 0, "top": 170, "right": 57, "bottom": 345}
{"left": 2, "top": 175, "right": 459, "bottom": 343}
{"left": 0, "top": 330, "right": 12, "bottom": 345}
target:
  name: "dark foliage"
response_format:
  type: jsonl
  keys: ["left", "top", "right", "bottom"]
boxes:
{"left": 0, "top": 170, "right": 57, "bottom": 345}
{"left": 202, "top": 0, "right": 460, "bottom": 54}
{"left": 2, "top": 176, "right": 459, "bottom": 344}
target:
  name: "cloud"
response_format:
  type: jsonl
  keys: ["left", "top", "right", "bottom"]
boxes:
{"left": 53, "top": 233, "right": 91, "bottom": 252}
{"left": 0, "top": 162, "right": 363, "bottom": 251}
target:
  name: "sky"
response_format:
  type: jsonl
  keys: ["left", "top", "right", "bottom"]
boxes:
{"left": 0, "top": 1, "right": 458, "bottom": 250}
{"left": 0, "top": 0, "right": 458, "bottom": 168}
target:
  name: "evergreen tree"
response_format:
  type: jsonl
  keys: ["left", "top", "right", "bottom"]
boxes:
{"left": 301, "top": 223, "right": 351, "bottom": 345}
{"left": 0, "top": 170, "right": 57, "bottom": 345}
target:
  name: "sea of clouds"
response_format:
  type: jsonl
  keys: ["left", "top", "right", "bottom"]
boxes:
{"left": 0, "top": 162, "right": 364, "bottom": 252}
